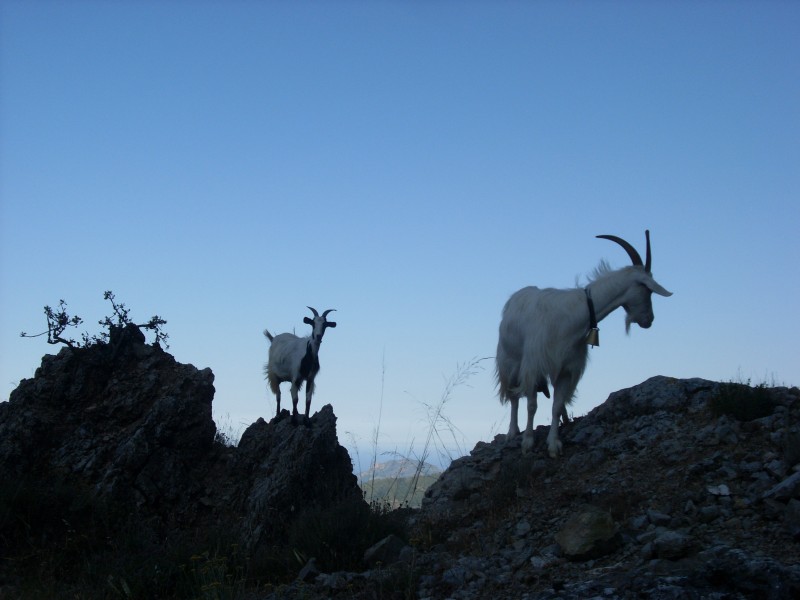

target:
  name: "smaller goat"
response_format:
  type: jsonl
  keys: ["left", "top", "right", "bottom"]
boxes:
{"left": 264, "top": 307, "right": 337, "bottom": 422}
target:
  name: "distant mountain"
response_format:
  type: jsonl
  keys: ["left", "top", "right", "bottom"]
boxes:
{"left": 358, "top": 458, "right": 442, "bottom": 481}
{"left": 358, "top": 458, "right": 443, "bottom": 508}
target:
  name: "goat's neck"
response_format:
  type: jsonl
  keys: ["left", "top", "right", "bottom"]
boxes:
{"left": 586, "top": 269, "right": 637, "bottom": 322}
{"left": 306, "top": 337, "right": 322, "bottom": 354}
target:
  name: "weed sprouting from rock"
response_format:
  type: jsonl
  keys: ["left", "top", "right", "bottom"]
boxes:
{"left": 20, "top": 290, "right": 169, "bottom": 349}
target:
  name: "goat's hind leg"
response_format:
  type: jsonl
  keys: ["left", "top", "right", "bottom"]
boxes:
{"left": 548, "top": 374, "right": 578, "bottom": 458}
{"left": 506, "top": 396, "right": 521, "bottom": 441}
{"left": 269, "top": 378, "right": 281, "bottom": 418}
{"left": 547, "top": 399, "right": 564, "bottom": 458}
{"left": 521, "top": 393, "right": 538, "bottom": 454}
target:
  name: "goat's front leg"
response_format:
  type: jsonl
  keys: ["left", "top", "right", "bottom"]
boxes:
{"left": 304, "top": 380, "right": 315, "bottom": 422}
{"left": 521, "top": 394, "right": 538, "bottom": 454}
{"left": 507, "top": 396, "right": 520, "bottom": 440}
{"left": 275, "top": 388, "right": 281, "bottom": 418}
{"left": 290, "top": 383, "right": 300, "bottom": 423}
{"left": 547, "top": 402, "right": 564, "bottom": 458}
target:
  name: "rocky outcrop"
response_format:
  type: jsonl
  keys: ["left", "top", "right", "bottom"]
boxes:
{"left": 404, "top": 376, "right": 800, "bottom": 599}
{"left": 232, "top": 407, "right": 361, "bottom": 551}
{"left": 0, "top": 326, "right": 363, "bottom": 574}
{"left": 0, "top": 325, "right": 217, "bottom": 527}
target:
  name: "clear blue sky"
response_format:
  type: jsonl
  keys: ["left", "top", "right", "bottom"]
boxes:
{"left": 2, "top": 2, "right": 798, "bottom": 468}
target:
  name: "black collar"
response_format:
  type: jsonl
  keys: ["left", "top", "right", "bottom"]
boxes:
{"left": 585, "top": 287, "right": 598, "bottom": 331}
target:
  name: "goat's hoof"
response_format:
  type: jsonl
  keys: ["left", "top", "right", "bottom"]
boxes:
{"left": 521, "top": 435, "right": 534, "bottom": 454}
{"left": 547, "top": 440, "right": 563, "bottom": 458}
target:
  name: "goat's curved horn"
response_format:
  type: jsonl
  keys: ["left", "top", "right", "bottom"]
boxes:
{"left": 596, "top": 234, "right": 643, "bottom": 267}
{"left": 307, "top": 306, "right": 320, "bottom": 317}
{"left": 322, "top": 309, "right": 336, "bottom": 318}
{"left": 644, "top": 230, "right": 652, "bottom": 273}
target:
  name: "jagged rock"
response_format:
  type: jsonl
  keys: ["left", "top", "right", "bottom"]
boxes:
{"left": 554, "top": 504, "right": 621, "bottom": 560}
{"left": 0, "top": 329, "right": 364, "bottom": 581}
{"left": 233, "top": 406, "right": 362, "bottom": 552}
{"left": 0, "top": 332, "right": 216, "bottom": 524}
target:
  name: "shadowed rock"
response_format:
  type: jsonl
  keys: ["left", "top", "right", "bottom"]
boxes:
{"left": 0, "top": 328, "right": 363, "bottom": 555}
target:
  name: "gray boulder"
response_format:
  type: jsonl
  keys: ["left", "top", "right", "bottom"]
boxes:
{"left": 554, "top": 504, "right": 622, "bottom": 560}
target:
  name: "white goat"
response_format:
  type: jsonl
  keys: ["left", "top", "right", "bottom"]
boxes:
{"left": 496, "top": 230, "right": 672, "bottom": 458}
{"left": 264, "top": 306, "right": 337, "bottom": 422}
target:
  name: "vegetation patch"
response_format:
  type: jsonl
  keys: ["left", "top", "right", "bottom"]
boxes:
{"left": 709, "top": 380, "right": 777, "bottom": 422}
{"left": 287, "top": 498, "right": 408, "bottom": 573}
{"left": 20, "top": 290, "right": 169, "bottom": 349}
{"left": 360, "top": 474, "right": 439, "bottom": 509}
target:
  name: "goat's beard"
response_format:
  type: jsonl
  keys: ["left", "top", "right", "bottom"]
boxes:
{"left": 625, "top": 314, "right": 633, "bottom": 334}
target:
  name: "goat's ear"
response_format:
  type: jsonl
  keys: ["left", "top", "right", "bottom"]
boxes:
{"left": 303, "top": 317, "right": 314, "bottom": 326}
{"left": 325, "top": 321, "right": 337, "bottom": 328}
{"left": 644, "top": 277, "right": 673, "bottom": 297}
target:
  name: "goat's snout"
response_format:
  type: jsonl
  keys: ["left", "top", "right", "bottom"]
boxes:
{"left": 624, "top": 303, "right": 654, "bottom": 330}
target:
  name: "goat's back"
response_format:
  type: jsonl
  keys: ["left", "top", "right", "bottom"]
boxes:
{"left": 500, "top": 286, "right": 586, "bottom": 339}
{"left": 496, "top": 286, "right": 588, "bottom": 400}
{"left": 266, "top": 334, "right": 310, "bottom": 379}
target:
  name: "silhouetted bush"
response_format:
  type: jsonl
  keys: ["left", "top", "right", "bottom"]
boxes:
{"left": 710, "top": 381, "right": 776, "bottom": 421}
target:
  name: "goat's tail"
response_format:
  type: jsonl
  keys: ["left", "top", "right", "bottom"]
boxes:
{"left": 263, "top": 328, "right": 274, "bottom": 342}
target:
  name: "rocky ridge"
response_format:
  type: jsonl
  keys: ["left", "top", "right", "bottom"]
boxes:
{"left": 412, "top": 377, "right": 800, "bottom": 599}
{"left": 278, "top": 377, "right": 800, "bottom": 599}
{"left": 0, "top": 326, "right": 363, "bottom": 595}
